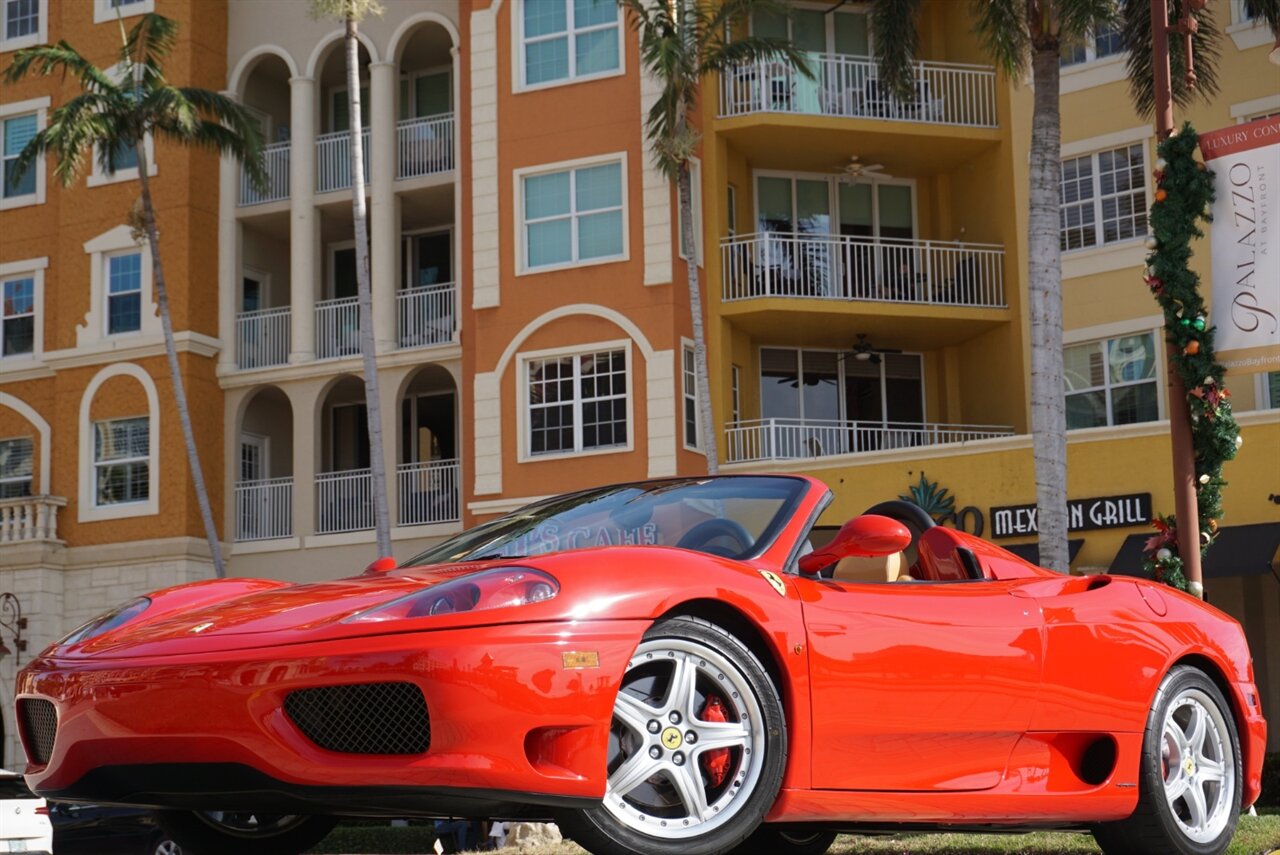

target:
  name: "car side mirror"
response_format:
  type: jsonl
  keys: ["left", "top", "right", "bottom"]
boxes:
{"left": 363, "top": 556, "right": 397, "bottom": 575}
{"left": 798, "top": 515, "right": 912, "bottom": 575}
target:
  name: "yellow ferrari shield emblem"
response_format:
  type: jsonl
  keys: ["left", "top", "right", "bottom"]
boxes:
{"left": 758, "top": 570, "right": 787, "bottom": 598}
{"left": 661, "top": 727, "right": 683, "bottom": 749}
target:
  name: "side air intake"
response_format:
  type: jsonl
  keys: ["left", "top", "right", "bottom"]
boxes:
{"left": 284, "top": 682, "right": 430, "bottom": 755}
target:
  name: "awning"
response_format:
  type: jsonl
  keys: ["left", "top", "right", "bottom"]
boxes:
{"left": 1003, "top": 538, "right": 1084, "bottom": 566}
{"left": 1109, "top": 523, "right": 1280, "bottom": 579}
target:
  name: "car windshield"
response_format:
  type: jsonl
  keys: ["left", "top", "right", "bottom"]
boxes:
{"left": 404, "top": 476, "right": 808, "bottom": 565}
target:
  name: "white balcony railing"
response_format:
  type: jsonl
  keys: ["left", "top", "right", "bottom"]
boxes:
{"left": 316, "top": 128, "right": 371, "bottom": 194}
{"left": 315, "top": 296, "right": 361, "bottom": 360}
{"left": 239, "top": 141, "right": 291, "bottom": 206}
{"left": 397, "top": 459, "right": 461, "bottom": 527}
{"left": 0, "top": 496, "right": 66, "bottom": 544}
{"left": 397, "top": 282, "right": 456, "bottom": 349}
{"left": 721, "top": 232, "right": 1006, "bottom": 308}
{"left": 234, "top": 478, "right": 293, "bottom": 541}
{"left": 720, "top": 54, "right": 998, "bottom": 128}
{"left": 397, "top": 114, "right": 455, "bottom": 179}
{"left": 725, "top": 418, "right": 1015, "bottom": 463}
{"left": 236, "top": 306, "right": 291, "bottom": 370}
{"left": 316, "top": 469, "right": 373, "bottom": 534}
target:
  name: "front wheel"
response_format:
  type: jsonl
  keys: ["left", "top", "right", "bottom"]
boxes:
{"left": 1092, "top": 666, "right": 1241, "bottom": 855}
{"left": 557, "top": 615, "right": 787, "bottom": 855}
{"left": 155, "top": 811, "right": 337, "bottom": 855}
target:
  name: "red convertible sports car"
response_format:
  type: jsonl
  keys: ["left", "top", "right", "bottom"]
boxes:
{"left": 15, "top": 475, "right": 1267, "bottom": 855}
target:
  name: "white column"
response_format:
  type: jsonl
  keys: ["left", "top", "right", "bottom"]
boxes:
{"left": 217, "top": 150, "right": 239, "bottom": 370}
{"left": 369, "top": 61, "right": 398, "bottom": 353}
{"left": 291, "top": 382, "right": 320, "bottom": 541}
{"left": 289, "top": 76, "right": 318, "bottom": 363}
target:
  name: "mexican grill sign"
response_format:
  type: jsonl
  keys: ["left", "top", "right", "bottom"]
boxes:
{"left": 990, "top": 493, "right": 1152, "bottom": 539}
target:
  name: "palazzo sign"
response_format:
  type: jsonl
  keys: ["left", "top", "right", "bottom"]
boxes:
{"left": 1199, "top": 115, "right": 1280, "bottom": 375}
{"left": 990, "top": 493, "right": 1152, "bottom": 539}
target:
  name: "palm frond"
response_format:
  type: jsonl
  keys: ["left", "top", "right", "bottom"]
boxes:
{"left": 13, "top": 92, "right": 119, "bottom": 187}
{"left": 871, "top": 0, "right": 922, "bottom": 102}
{"left": 969, "top": 0, "right": 1031, "bottom": 81}
{"left": 702, "top": 34, "right": 811, "bottom": 77}
{"left": 308, "top": 0, "right": 386, "bottom": 23}
{"left": 1123, "top": 0, "right": 1222, "bottom": 117}
{"left": 1243, "top": 0, "right": 1280, "bottom": 32}
{"left": 1058, "top": 0, "right": 1122, "bottom": 43}
{"left": 3, "top": 42, "right": 119, "bottom": 93}
{"left": 119, "top": 12, "right": 178, "bottom": 78}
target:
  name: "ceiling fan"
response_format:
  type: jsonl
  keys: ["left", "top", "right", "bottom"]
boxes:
{"left": 832, "top": 154, "right": 888, "bottom": 181}
{"left": 838, "top": 334, "right": 903, "bottom": 365}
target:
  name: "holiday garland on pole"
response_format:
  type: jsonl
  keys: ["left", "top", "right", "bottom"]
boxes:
{"left": 1140, "top": 122, "right": 1242, "bottom": 592}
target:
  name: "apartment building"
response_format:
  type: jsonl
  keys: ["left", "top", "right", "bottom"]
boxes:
{"left": 703, "top": 0, "right": 1280, "bottom": 748}
{"left": 0, "top": 0, "right": 229, "bottom": 765}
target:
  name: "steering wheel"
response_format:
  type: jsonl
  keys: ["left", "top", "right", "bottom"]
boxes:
{"left": 676, "top": 518, "right": 754, "bottom": 558}
{"left": 860, "top": 500, "right": 936, "bottom": 573}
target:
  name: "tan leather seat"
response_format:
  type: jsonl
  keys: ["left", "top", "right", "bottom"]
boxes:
{"left": 832, "top": 552, "right": 906, "bottom": 584}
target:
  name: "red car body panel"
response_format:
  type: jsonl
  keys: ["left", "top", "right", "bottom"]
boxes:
{"left": 15, "top": 475, "right": 1266, "bottom": 827}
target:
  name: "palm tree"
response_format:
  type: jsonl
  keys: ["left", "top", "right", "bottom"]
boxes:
{"left": 310, "top": 0, "right": 393, "bottom": 558}
{"left": 872, "top": 0, "right": 1118, "bottom": 573}
{"left": 4, "top": 14, "right": 266, "bottom": 578}
{"left": 620, "top": 0, "right": 809, "bottom": 473}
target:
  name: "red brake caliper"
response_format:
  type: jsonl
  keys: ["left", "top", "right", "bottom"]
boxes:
{"left": 699, "top": 695, "right": 731, "bottom": 787}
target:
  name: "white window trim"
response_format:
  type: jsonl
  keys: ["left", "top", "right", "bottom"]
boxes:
{"left": 78, "top": 362, "right": 160, "bottom": 522}
{"left": 516, "top": 339, "right": 634, "bottom": 463}
{"left": 514, "top": 151, "right": 630, "bottom": 275}
{"left": 0, "top": 256, "right": 45, "bottom": 362}
{"left": 103, "top": 249, "right": 146, "bottom": 337}
{"left": 1231, "top": 95, "right": 1280, "bottom": 122}
{"left": 730, "top": 364, "right": 741, "bottom": 423}
{"left": 1255, "top": 372, "right": 1280, "bottom": 410}
{"left": 80, "top": 224, "right": 158, "bottom": 348}
{"left": 756, "top": 345, "right": 928, "bottom": 425}
{"left": 1059, "top": 25, "right": 1126, "bottom": 68}
{"left": 681, "top": 339, "right": 701, "bottom": 452}
{"left": 86, "top": 133, "right": 157, "bottom": 188}
{"left": 0, "top": 96, "right": 48, "bottom": 211}
{"left": 0, "top": 0, "right": 46, "bottom": 53}
{"left": 1060, "top": 53, "right": 1127, "bottom": 94}
{"left": 92, "top": 416, "right": 151, "bottom": 507}
{"left": 726, "top": 184, "right": 738, "bottom": 237}
{"left": 513, "top": 0, "right": 626, "bottom": 93}
{"left": 93, "top": 0, "right": 154, "bottom": 25}
{"left": 1060, "top": 128, "right": 1151, "bottom": 258}
{"left": 677, "top": 157, "right": 704, "bottom": 266}
{"left": 1227, "top": 0, "right": 1272, "bottom": 48}
{"left": 752, "top": 168, "right": 920, "bottom": 239}
{"left": 1063, "top": 325, "right": 1166, "bottom": 427}
{"left": 327, "top": 239, "right": 357, "bottom": 299}
{"left": 399, "top": 66, "right": 453, "bottom": 120}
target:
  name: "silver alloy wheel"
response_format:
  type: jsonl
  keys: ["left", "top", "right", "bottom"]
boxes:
{"left": 603, "top": 637, "right": 767, "bottom": 840}
{"left": 1160, "top": 687, "right": 1236, "bottom": 845}
{"left": 194, "top": 812, "right": 310, "bottom": 839}
{"left": 154, "top": 839, "right": 183, "bottom": 855}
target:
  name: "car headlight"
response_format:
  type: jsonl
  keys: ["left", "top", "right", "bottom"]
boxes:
{"left": 344, "top": 568, "right": 559, "bottom": 624}
{"left": 60, "top": 597, "right": 151, "bottom": 646}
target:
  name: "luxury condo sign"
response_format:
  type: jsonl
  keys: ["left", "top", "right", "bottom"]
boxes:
{"left": 1200, "top": 114, "right": 1280, "bottom": 374}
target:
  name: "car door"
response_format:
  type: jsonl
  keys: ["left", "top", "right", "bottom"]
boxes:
{"left": 798, "top": 529, "right": 1044, "bottom": 791}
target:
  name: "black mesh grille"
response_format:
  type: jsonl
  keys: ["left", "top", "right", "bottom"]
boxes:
{"left": 284, "top": 682, "right": 430, "bottom": 755}
{"left": 18, "top": 698, "right": 57, "bottom": 765}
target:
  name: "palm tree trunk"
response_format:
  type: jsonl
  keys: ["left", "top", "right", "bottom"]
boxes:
{"left": 133, "top": 140, "right": 226, "bottom": 577}
{"left": 1028, "top": 45, "right": 1069, "bottom": 572}
{"left": 345, "top": 15, "right": 393, "bottom": 557}
{"left": 678, "top": 161, "right": 718, "bottom": 474}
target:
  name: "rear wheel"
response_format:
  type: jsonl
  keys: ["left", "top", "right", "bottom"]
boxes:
{"left": 732, "top": 824, "right": 837, "bottom": 855}
{"left": 557, "top": 615, "right": 787, "bottom": 855}
{"left": 155, "top": 811, "right": 337, "bottom": 855}
{"left": 149, "top": 831, "right": 183, "bottom": 855}
{"left": 1092, "top": 666, "right": 1240, "bottom": 855}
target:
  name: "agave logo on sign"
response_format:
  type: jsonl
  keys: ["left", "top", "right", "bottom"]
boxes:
{"left": 900, "top": 474, "right": 985, "bottom": 537}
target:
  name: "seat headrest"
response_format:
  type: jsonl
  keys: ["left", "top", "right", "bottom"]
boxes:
{"left": 832, "top": 552, "right": 905, "bottom": 584}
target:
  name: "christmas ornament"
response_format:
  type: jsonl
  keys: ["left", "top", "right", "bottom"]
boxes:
{"left": 1155, "top": 188, "right": 1168, "bottom": 202}
{"left": 1192, "top": 315, "right": 1206, "bottom": 331}
{"left": 1156, "top": 548, "right": 1172, "bottom": 561}
{"left": 1199, "top": 473, "right": 1210, "bottom": 485}
{"left": 1183, "top": 340, "right": 1200, "bottom": 355}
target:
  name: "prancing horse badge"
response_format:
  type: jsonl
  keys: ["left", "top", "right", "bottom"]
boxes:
{"left": 758, "top": 570, "right": 787, "bottom": 598}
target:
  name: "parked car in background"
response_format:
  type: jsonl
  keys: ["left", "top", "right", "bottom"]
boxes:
{"left": 48, "top": 803, "right": 180, "bottom": 854}
{"left": 0, "top": 768, "right": 52, "bottom": 854}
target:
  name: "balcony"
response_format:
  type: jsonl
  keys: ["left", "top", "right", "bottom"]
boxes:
{"left": 236, "top": 306, "right": 291, "bottom": 370}
{"left": 396, "top": 459, "right": 461, "bottom": 526}
{"left": 725, "top": 418, "right": 1014, "bottom": 463}
{"left": 721, "top": 233, "right": 1006, "bottom": 308}
{"left": 316, "top": 296, "right": 360, "bottom": 360}
{"left": 397, "top": 282, "right": 456, "bottom": 349}
{"left": 240, "top": 141, "right": 291, "bottom": 206}
{"left": 719, "top": 55, "right": 997, "bottom": 128}
{"left": 397, "top": 114, "right": 455, "bottom": 179}
{"left": 317, "top": 128, "right": 371, "bottom": 194}
{"left": 316, "top": 468, "right": 373, "bottom": 534}
{"left": 235, "top": 478, "right": 293, "bottom": 541}
{"left": 0, "top": 496, "right": 66, "bottom": 545}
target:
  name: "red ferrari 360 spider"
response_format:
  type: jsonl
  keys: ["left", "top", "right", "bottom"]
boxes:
{"left": 14, "top": 475, "right": 1267, "bottom": 855}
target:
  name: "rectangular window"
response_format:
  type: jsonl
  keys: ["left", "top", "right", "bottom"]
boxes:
{"left": 94, "top": 416, "right": 149, "bottom": 505}
{"left": 1, "top": 276, "right": 34, "bottom": 356}
{"left": 1266, "top": 371, "right": 1280, "bottom": 408}
{"left": 521, "top": 0, "right": 620, "bottom": 87}
{"left": 683, "top": 346, "right": 699, "bottom": 449}
{"left": 106, "top": 251, "right": 142, "bottom": 334}
{"left": 1064, "top": 332, "right": 1160, "bottom": 428}
{"left": 528, "top": 348, "right": 627, "bottom": 455}
{"left": 103, "top": 138, "right": 138, "bottom": 174}
{"left": 0, "top": 436, "right": 33, "bottom": 498}
{"left": 1060, "top": 23, "right": 1124, "bottom": 66}
{"left": 4, "top": 0, "right": 37, "bottom": 41}
{"left": 731, "top": 364, "right": 741, "bottom": 422}
{"left": 523, "top": 160, "right": 623, "bottom": 270}
{"left": 727, "top": 185, "right": 738, "bottom": 237}
{"left": 1060, "top": 143, "right": 1147, "bottom": 251}
{"left": 3, "top": 113, "right": 36, "bottom": 199}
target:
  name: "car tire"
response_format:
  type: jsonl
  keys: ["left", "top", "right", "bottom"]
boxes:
{"left": 557, "top": 614, "right": 787, "bottom": 855}
{"left": 149, "top": 831, "right": 183, "bottom": 855}
{"left": 1091, "top": 665, "right": 1241, "bottom": 855}
{"left": 155, "top": 811, "right": 337, "bottom": 855}
{"left": 731, "top": 824, "right": 837, "bottom": 855}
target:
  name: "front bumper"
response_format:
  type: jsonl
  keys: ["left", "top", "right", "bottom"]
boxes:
{"left": 17, "top": 619, "right": 646, "bottom": 815}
